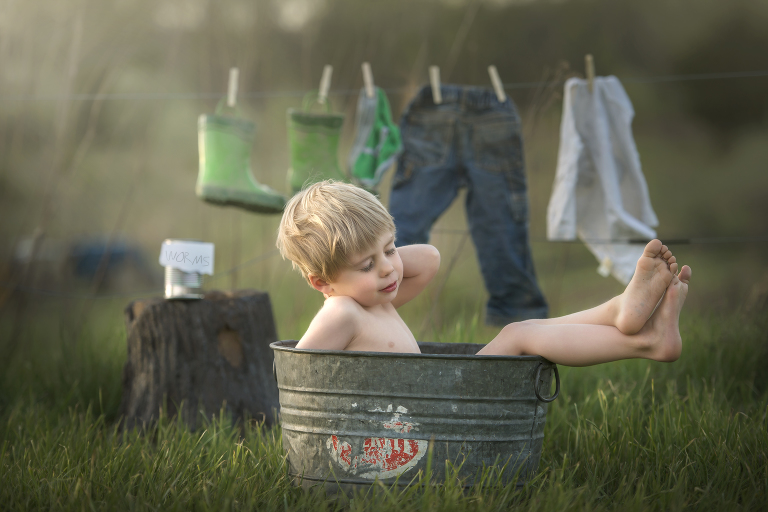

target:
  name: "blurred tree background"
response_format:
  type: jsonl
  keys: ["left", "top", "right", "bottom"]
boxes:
{"left": 1, "top": 0, "right": 768, "bottom": 344}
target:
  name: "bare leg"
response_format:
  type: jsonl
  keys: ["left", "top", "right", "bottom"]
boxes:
{"left": 477, "top": 266, "right": 691, "bottom": 366}
{"left": 522, "top": 240, "right": 678, "bottom": 334}
{"left": 521, "top": 296, "right": 621, "bottom": 327}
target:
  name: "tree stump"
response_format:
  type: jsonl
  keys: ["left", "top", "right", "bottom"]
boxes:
{"left": 119, "top": 289, "right": 280, "bottom": 431}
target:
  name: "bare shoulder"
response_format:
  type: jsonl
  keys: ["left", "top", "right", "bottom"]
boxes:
{"left": 319, "top": 296, "right": 363, "bottom": 324}
{"left": 296, "top": 296, "right": 362, "bottom": 351}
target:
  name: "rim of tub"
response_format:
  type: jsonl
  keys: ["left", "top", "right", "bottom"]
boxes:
{"left": 270, "top": 340, "right": 560, "bottom": 402}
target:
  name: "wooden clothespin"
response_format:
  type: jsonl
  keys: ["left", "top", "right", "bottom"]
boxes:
{"left": 585, "top": 54, "right": 595, "bottom": 93}
{"left": 227, "top": 67, "right": 239, "bottom": 107}
{"left": 362, "top": 62, "right": 375, "bottom": 99}
{"left": 318, "top": 65, "right": 333, "bottom": 105}
{"left": 487, "top": 65, "right": 507, "bottom": 102}
{"left": 429, "top": 65, "right": 442, "bottom": 104}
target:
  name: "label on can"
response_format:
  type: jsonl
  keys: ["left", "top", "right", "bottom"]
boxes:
{"left": 159, "top": 240, "right": 215, "bottom": 275}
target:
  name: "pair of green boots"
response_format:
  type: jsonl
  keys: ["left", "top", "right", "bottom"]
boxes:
{"left": 196, "top": 89, "right": 401, "bottom": 214}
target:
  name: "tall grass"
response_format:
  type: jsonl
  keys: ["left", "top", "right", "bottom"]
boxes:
{"left": 2, "top": 307, "right": 767, "bottom": 511}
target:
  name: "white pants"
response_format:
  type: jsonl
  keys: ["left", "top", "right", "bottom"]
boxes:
{"left": 547, "top": 76, "right": 658, "bottom": 284}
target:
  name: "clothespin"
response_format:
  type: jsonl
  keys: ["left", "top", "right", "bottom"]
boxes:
{"left": 362, "top": 62, "right": 375, "bottom": 99}
{"left": 585, "top": 54, "right": 595, "bottom": 93}
{"left": 318, "top": 65, "right": 333, "bottom": 105}
{"left": 487, "top": 65, "right": 507, "bottom": 102}
{"left": 597, "top": 255, "right": 613, "bottom": 277}
{"left": 227, "top": 67, "right": 239, "bottom": 107}
{"left": 429, "top": 65, "right": 442, "bottom": 104}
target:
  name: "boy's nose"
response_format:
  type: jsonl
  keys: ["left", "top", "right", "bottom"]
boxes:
{"left": 380, "top": 260, "right": 394, "bottom": 276}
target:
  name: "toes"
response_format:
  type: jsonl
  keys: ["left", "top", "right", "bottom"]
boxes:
{"left": 645, "top": 239, "right": 662, "bottom": 257}
{"left": 663, "top": 253, "right": 674, "bottom": 270}
{"left": 669, "top": 261, "right": 679, "bottom": 275}
{"left": 678, "top": 265, "right": 692, "bottom": 284}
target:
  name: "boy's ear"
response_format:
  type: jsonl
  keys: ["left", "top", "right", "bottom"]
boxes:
{"left": 307, "top": 274, "right": 333, "bottom": 295}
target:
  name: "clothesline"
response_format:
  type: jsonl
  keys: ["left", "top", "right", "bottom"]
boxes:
{"left": 2, "top": 69, "right": 767, "bottom": 103}
{"left": 5, "top": 233, "right": 767, "bottom": 300}
{"left": 432, "top": 229, "right": 768, "bottom": 245}
{"left": 0, "top": 248, "right": 282, "bottom": 300}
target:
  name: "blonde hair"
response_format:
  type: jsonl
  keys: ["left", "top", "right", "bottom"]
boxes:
{"left": 276, "top": 180, "right": 396, "bottom": 283}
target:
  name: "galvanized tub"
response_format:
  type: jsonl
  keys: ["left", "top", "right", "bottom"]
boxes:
{"left": 271, "top": 340, "right": 560, "bottom": 493}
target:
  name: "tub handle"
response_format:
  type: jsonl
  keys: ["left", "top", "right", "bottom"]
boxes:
{"left": 273, "top": 360, "right": 277, "bottom": 383}
{"left": 534, "top": 363, "right": 560, "bottom": 403}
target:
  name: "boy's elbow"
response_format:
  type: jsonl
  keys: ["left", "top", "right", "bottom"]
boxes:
{"left": 428, "top": 245, "right": 441, "bottom": 275}
{"left": 429, "top": 245, "right": 440, "bottom": 264}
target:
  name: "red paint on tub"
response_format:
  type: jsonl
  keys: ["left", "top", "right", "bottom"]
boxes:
{"left": 361, "top": 437, "right": 422, "bottom": 470}
{"left": 328, "top": 434, "right": 424, "bottom": 475}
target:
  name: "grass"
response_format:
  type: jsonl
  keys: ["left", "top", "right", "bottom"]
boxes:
{"left": 2, "top": 304, "right": 767, "bottom": 511}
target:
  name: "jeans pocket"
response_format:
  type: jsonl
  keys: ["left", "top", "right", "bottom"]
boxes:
{"left": 392, "top": 153, "right": 417, "bottom": 190}
{"left": 400, "top": 112, "right": 453, "bottom": 169}
{"left": 471, "top": 117, "right": 524, "bottom": 180}
{"left": 507, "top": 190, "right": 529, "bottom": 224}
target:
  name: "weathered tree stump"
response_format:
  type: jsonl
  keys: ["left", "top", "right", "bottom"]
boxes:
{"left": 119, "top": 289, "right": 280, "bottom": 431}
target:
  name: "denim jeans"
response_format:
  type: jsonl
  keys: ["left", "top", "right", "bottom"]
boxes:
{"left": 389, "top": 85, "right": 548, "bottom": 325}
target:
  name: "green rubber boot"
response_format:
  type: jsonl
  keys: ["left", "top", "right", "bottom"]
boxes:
{"left": 196, "top": 100, "right": 286, "bottom": 214}
{"left": 286, "top": 93, "right": 348, "bottom": 193}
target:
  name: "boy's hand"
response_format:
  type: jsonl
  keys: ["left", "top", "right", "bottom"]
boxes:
{"left": 392, "top": 244, "right": 440, "bottom": 309}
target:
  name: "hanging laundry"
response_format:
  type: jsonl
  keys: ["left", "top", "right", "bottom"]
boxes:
{"left": 347, "top": 87, "right": 403, "bottom": 192}
{"left": 196, "top": 100, "right": 287, "bottom": 214}
{"left": 547, "top": 76, "right": 658, "bottom": 284}
{"left": 286, "top": 93, "right": 348, "bottom": 193}
{"left": 389, "top": 85, "right": 548, "bottom": 326}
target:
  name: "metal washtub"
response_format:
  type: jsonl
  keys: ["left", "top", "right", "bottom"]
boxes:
{"left": 270, "top": 341, "right": 560, "bottom": 493}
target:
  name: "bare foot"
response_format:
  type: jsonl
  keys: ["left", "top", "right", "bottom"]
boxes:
{"left": 616, "top": 239, "right": 679, "bottom": 334}
{"left": 637, "top": 265, "right": 691, "bottom": 362}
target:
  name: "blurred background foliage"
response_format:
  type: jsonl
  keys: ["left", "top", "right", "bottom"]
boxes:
{"left": 1, "top": 0, "right": 768, "bottom": 354}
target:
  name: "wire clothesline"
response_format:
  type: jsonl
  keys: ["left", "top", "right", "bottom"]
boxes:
{"left": 3, "top": 69, "right": 768, "bottom": 103}
{"left": 432, "top": 229, "right": 768, "bottom": 245}
{"left": 4, "top": 233, "right": 768, "bottom": 300}
{"left": 1, "top": 248, "right": 282, "bottom": 300}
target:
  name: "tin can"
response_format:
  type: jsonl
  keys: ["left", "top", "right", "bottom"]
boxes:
{"left": 162, "top": 238, "right": 206, "bottom": 300}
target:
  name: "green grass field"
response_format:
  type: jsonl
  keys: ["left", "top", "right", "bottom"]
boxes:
{"left": 2, "top": 300, "right": 767, "bottom": 511}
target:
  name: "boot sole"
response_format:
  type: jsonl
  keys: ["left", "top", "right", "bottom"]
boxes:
{"left": 197, "top": 185, "right": 285, "bottom": 214}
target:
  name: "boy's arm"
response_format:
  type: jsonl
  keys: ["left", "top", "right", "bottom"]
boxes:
{"left": 296, "top": 297, "right": 360, "bottom": 350}
{"left": 392, "top": 244, "right": 440, "bottom": 309}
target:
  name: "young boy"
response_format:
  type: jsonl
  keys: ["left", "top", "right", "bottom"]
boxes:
{"left": 276, "top": 181, "right": 691, "bottom": 366}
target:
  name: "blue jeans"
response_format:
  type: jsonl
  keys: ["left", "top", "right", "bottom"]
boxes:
{"left": 389, "top": 85, "right": 548, "bottom": 325}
